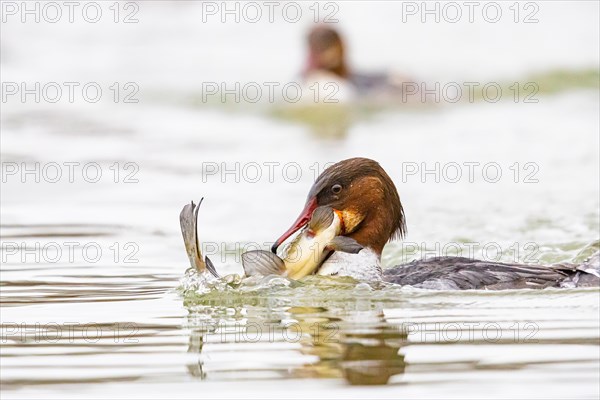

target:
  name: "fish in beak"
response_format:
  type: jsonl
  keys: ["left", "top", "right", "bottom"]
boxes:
{"left": 245, "top": 206, "right": 362, "bottom": 279}
{"left": 282, "top": 205, "right": 362, "bottom": 279}
{"left": 180, "top": 200, "right": 362, "bottom": 282}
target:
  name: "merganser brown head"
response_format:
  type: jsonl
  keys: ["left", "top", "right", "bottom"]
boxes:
{"left": 305, "top": 26, "right": 349, "bottom": 79}
{"left": 272, "top": 158, "right": 406, "bottom": 257}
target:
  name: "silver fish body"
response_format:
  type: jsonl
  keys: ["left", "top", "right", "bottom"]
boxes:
{"left": 180, "top": 201, "right": 362, "bottom": 281}
{"left": 243, "top": 206, "right": 363, "bottom": 279}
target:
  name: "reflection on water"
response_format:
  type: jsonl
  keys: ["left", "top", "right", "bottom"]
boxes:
{"left": 1, "top": 221, "right": 599, "bottom": 397}
{"left": 184, "top": 303, "right": 408, "bottom": 385}
{"left": 176, "top": 273, "right": 599, "bottom": 391}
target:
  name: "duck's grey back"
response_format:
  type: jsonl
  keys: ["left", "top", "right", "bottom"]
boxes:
{"left": 384, "top": 253, "right": 600, "bottom": 290}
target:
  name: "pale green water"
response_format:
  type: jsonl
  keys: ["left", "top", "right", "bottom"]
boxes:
{"left": 1, "top": 1, "right": 599, "bottom": 398}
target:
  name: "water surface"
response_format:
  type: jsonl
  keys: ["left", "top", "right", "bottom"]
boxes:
{"left": 1, "top": 2, "right": 599, "bottom": 398}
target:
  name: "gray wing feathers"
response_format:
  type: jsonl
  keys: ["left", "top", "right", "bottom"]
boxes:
{"left": 384, "top": 255, "right": 599, "bottom": 290}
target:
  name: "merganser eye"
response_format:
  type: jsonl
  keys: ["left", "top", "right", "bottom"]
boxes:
{"left": 331, "top": 184, "right": 342, "bottom": 194}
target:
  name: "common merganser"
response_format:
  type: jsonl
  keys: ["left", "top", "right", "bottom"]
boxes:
{"left": 304, "top": 26, "right": 410, "bottom": 99}
{"left": 270, "top": 158, "right": 600, "bottom": 289}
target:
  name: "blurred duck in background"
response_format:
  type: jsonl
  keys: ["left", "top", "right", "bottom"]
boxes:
{"left": 302, "top": 25, "right": 413, "bottom": 102}
{"left": 276, "top": 25, "right": 418, "bottom": 137}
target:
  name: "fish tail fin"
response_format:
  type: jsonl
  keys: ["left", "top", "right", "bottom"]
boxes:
{"left": 180, "top": 199, "right": 212, "bottom": 274}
